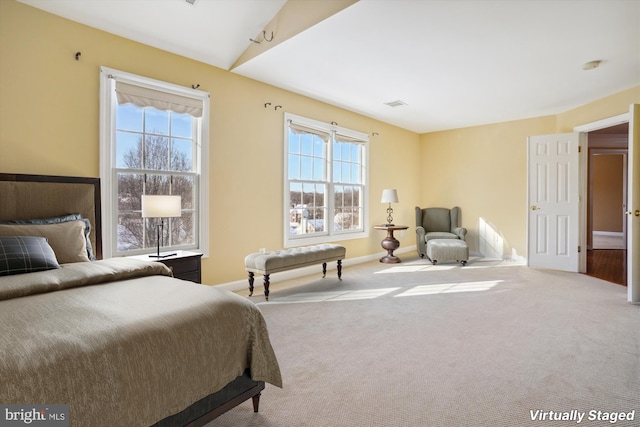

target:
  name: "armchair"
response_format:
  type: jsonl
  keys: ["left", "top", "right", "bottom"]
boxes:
{"left": 415, "top": 206, "right": 467, "bottom": 258}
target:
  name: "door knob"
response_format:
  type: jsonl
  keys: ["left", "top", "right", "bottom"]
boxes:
{"left": 625, "top": 209, "right": 640, "bottom": 217}
{"left": 530, "top": 205, "right": 541, "bottom": 211}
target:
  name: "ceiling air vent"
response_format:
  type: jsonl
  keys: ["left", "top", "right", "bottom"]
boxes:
{"left": 384, "top": 100, "right": 408, "bottom": 108}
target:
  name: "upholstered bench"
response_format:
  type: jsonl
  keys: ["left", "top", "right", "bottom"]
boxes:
{"left": 426, "top": 239, "right": 468, "bottom": 266}
{"left": 244, "top": 244, "right": 346, "bottom": 300}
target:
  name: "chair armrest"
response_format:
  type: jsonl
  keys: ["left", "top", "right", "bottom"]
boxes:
{"left": 415, "top": 226, "right": 427, "bottom": 257}
{"left": 454, "top": 227, "right": 467, "bottom": 240}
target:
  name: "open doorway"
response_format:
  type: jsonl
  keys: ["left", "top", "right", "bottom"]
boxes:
{"left": 586, "top": 123, "right": 628, "bottom": 286}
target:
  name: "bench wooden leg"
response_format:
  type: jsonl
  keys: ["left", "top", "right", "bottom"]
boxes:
{"left": 264, "top": 274, "right": 270, "bottom": 301}
{"left": 248, "top": 272, "right": 255, "bottom": 296}
{"left": 322, "top": 260, "right": 343, "bottom": 280}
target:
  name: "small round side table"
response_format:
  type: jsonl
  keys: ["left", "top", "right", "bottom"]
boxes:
{"left": 374, "top": 225, "right": 409, "bottom": 263}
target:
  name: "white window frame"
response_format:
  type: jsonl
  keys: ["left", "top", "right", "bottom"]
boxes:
{"left": 284, "top": 113, "right": 369, "bottom": 247}
{"left": 99, "top": 66, "right": 210, "bottom": 258}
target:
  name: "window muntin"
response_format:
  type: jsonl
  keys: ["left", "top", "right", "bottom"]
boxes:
{"left": 115, "top": 106, "right": 197, "bottom": 253}
{"left": 288, "top": 131, "right": 328, "bottom": 236}
{"left": 285, "top": 114, "right": 368, "bottom": 246}
{"left": 100, "top": 67, "right": 209, "bottom": 258}
{"left": 333, "top": 138, "right": 364, "bottom": 232}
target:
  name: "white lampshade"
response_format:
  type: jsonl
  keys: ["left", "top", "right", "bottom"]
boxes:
{"left": 141, "top": 195, "right": 182, "bottom": 218}
{"left": 380, "top": 189, "right": 399, "bottom": 204}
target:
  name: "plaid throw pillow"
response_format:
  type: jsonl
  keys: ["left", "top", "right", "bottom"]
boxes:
{"left": 0, "top": 236, "right": 60, "bottom": 276}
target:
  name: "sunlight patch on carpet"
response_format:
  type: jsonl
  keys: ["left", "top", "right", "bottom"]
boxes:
{"left": 395, "top": 280, "right": 503, "bottom": 297}
{"left": 375, "top": 264, "right": 455, "bottom": 273}
{"left": 376, "top": 258, "right": 525, "bottom": 274}
{"left": 260, "top": 280, "right": 504, "bottom": 304}
{"left": 262, "top": 287, "right": 400, "bottom": 304}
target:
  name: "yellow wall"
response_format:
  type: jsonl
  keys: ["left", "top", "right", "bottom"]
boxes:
{"left": 1, "top": 1, "right": 638, "bottom": 282}
{"left": 419, "top": 86, "right": 639, "bottom": 259}
{"left": 0, "top": 0, "right": 420, "bottom": 284}
{"left": 556, "top": 87, "right": 639, "bottom": 132}
{"left": 419, "top": 116, "right": 556, "bottom": 259}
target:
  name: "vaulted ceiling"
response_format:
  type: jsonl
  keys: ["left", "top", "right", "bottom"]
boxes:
{"left": 18, "top": 0, "right": 640, "bottom": 133}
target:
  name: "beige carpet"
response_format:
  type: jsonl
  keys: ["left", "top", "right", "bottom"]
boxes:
{"left": 208, "top": 256, "right": 639, "bottom": 427}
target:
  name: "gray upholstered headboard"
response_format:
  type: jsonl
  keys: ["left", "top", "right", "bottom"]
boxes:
{"left": 0, "top": 173, "right": 102, "bottom": 259}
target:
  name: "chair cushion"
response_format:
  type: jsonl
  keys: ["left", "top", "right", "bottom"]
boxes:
{"left": 425, "top": 232, "right": 458, "bottom": 240}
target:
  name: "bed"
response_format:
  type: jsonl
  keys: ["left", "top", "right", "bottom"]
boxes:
{"left": 0, "top": 173, "right": 282, "bottom": 427}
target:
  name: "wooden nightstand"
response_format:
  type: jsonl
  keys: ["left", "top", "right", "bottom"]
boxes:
{"left": 157, "top": 251, "right": 203, "bottom": 283}
{"left": 130, "top": 250, "right": 203, "bottom": 283}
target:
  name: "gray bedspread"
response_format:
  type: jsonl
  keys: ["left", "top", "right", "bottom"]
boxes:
{"left": 0, "top": 258, "right": 282, "bottom": 426}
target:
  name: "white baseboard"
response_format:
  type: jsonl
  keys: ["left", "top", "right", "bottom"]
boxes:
{"left": 593, "top": 231, "right": 624, "bottom": 237}
{"left": 215, "top": 243, "right": 529, "bottom": 293}
{"left": 216, "top": 244, "right": 418, "bottom": 293}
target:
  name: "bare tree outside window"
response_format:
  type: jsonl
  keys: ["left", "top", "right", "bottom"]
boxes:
{"left": 286, "top": 115, "right": 367, "bottom": 244}
{"left": 101, "top": 68, "right": 208, "bottom": 259}
{"left": 116, "top": 110, "right": 196, "bottom": 253}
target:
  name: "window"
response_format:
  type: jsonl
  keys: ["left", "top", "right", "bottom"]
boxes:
{"left": 99, "top": 67, "right": 209, "bottom": 258}
{"left": 284, "top": 113, "right": 368, "bottom": 247}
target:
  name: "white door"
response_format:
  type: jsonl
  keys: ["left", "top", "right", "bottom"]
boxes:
{"left": 628, "top": 104, "right": 639, "bottom": 303}
{"left": 527, "top": 133, "right": 583, "bottom": 272}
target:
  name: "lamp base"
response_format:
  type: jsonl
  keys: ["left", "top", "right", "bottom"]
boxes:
{"left": 149, "top": 252, "right": 177, "bottom": 259}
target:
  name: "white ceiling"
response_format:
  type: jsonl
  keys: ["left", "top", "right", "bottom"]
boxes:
{"left": 18, "top": 0, "right": 640, "bottom": 133}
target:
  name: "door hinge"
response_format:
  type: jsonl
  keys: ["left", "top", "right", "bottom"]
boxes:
{"left": 578, "top": 246, "right": 581, "bottom": 253}
{"left": 578, "top": 146, "right": 582, "bottom": 153}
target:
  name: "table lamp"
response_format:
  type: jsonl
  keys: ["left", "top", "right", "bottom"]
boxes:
{"left": 142, "top": 195, "right": 182, "bottom": 258}
{"left": 381, "top": 189, "right": 398, "bottom": 226}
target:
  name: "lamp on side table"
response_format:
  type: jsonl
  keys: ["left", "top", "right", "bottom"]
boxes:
{"left": 142, "top": 195, "right": 181, "bottom": 259}
{"left": 380, "top": 189, "right": 399, "bottom": 226}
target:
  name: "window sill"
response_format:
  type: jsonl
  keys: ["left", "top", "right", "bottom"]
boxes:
{"left": 284, "top": 230, "right": 368, "bottom": 248}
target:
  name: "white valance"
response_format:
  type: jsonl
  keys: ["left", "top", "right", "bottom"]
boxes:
{"left": 335, "top": 132, "right": 367, "bottom": 144}
{"left": 287, "top": 115, "right": 368, "bottom": 145}
{"left": 288, "top": 122, "right": 331, "bottom": 142}
{"left": 115, "top": 81, "right": 203, "bottom": 117}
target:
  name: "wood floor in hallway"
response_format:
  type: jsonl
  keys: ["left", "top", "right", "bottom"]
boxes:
{"left": 586, "top": 249, "right": 626, "bottom": 286}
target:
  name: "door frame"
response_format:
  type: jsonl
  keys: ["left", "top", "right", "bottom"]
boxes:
{"left": 526, "top": 113, "right": 630, "bottom": 274}
{"left": 574, "top": 113, "right": 630, "bottom": 135}
{"left": 574, "top": 112, "right": 630, "bottom": 272}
